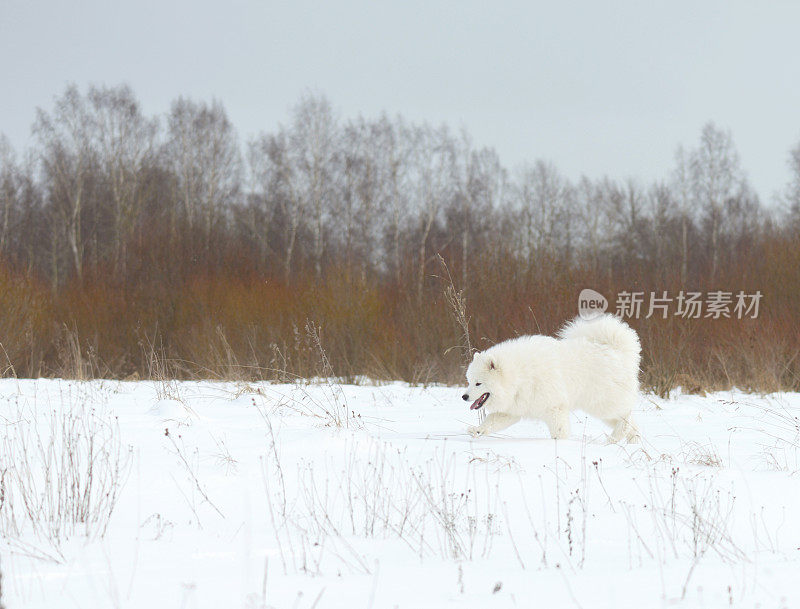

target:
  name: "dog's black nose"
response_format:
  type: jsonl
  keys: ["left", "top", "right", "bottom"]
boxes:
{"left": 462, "top": 393, "right": 469, "bottom": 401}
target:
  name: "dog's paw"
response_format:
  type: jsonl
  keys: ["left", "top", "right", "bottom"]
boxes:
{"left": 468, "top": 425, "right": 485, "bottom": 438}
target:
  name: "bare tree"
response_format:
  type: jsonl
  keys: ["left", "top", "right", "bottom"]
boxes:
{"left": 646, "top": 181, "right": 675, "bottom": 278}
{"left": 784, "top": 139, "right": 800, "bottom": 230}
{"left": 380, "top": 116, "right": 412, "bottom": 285}
{"left": 250, "top": 129, "right": 305, "bottom": 280}
{"left": 604, "top": 178, "right": 649, "bottom": 261}
{"left": 33, "top": 85, "right": 96, "bottom": 282}
{"left": 0, "top": 136, "right": 18, "bottom": 254}
{"left": 410, "top": 124, "right": 456, "bottom": 297}
{"left": 574, "top": 176, "right": 608, "bottom": 277}
{"left": 165, "top": 97, "right": 241, "bottom": 255}
{"left": 689, "top": 122, "right": 743, "bottom": 280}
{"left": 338, "top": 116, "right": 392, "bottom": 281}
{"left": 722, "top": 181, "right": 762, "bottom": 265}
{"left": 87, "top": 84, "right": 157, "bottom": 277}
{"left": 339, "top": 121, "right": 364, "bottom": 276}
{"left": 288, "top": 93, "right": 338, "bottom": 280}
{"left": 513, "top": 160, "right": 572, "bottom": 263}
{"left": 453, "top": 137, "right": 505, "bottom": 289}
{"left": 671, "top": 145, "right": 695, "bottom": 284}
{"left": 245, "top": 136, "right": 278, "bottom": 270}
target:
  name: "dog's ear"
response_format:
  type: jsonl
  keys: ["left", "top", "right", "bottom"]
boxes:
{"left": 488, "top": 358, "right": 497, "bottom": 371}
{"left": 471, "top": 350, "right": 480, "bottom": 361}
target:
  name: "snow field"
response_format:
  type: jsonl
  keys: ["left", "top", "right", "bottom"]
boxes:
{"left": 0, "top": 379, "right": 798, "bottom": 608}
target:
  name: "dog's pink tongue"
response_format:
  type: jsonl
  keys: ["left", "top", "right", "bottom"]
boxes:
{"left": 470, "top": 394, "right": 486, "bottom": 410}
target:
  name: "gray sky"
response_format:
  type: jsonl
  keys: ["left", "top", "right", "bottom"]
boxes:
{"left": 2, "top": 0, "right": 799, "bottom": 201}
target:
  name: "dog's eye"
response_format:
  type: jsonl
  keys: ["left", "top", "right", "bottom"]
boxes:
{"left": 476, "top": 382, "right": 481, "bottom": 386}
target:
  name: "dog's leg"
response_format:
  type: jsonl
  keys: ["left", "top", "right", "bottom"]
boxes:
{"left": 468, "top": 413, "right": 520, "bottom": 437}
{"left": 624, "top": 415, "right": 641, "bottom": 444}
{"left": 545, "top": 409, "right": 571, "bottom": 440}
{"left": 604, "top": 418, "right": 625, "bottom": 443}
{"left": 604, "top": 415, "right": 640, "bottom": 444}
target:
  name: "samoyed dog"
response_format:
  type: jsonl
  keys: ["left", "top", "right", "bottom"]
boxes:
{"left": 462, "top": 314, "right": 640, "bottom": 443}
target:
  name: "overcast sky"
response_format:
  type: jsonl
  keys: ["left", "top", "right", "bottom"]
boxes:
{"left": 2, "top": 0, "right": 799, "bottom": 202}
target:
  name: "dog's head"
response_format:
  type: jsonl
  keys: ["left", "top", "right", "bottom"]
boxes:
{"left": 462, "top": 351, "right": 500, "bottom": 411}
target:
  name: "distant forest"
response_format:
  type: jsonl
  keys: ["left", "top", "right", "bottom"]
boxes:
{"left": 1, "top": 83, "right": 799, "bottom": 390}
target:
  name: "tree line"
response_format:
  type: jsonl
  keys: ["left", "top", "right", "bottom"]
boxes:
{"left": 0, "top": 83, "right": 798, "bottom": 389}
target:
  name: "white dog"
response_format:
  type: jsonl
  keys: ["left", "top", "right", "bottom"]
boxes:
{"left": 462, "top": 314, "right": 641, "bottom": 443}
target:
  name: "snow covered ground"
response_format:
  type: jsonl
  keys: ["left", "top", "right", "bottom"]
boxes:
{"left": 1, "top": 378, "right": 799, "bottom": 608}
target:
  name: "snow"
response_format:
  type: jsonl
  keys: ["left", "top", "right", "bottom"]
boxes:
{"left": 1, "top": 378, "right": 799, "bottom": 608}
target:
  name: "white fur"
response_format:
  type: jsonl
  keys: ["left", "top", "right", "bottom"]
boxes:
{"left": 463, "top": 314, "right": 641, "bottom": 443}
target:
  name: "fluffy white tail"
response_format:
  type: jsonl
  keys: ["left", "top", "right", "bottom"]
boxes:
{"left": 557, "top": 314, "right": 641, "bottom": 361}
